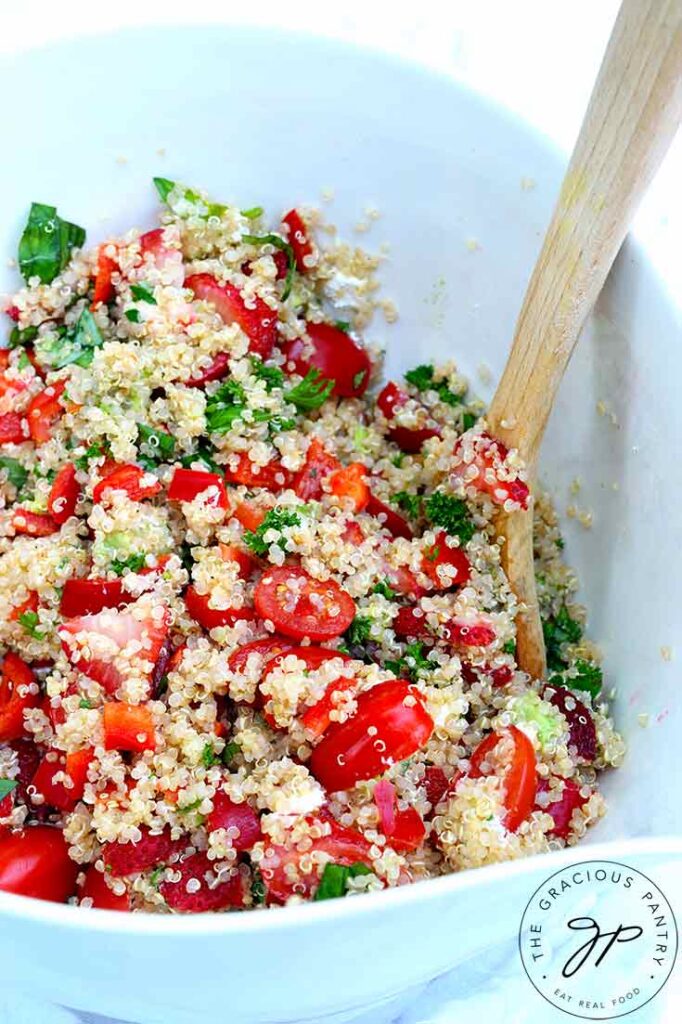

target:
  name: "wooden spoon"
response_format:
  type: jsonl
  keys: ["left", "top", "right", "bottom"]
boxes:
{"left": 487, "top": 0, "right": 682, "bottom": 680}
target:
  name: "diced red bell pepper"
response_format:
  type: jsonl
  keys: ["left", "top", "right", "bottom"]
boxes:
{"left": 167, "top": 467, "right": 228, "bottom": 509}
{"left": 185, "top": 586, "right": 255, "bottom": 631}
{"left": 207, "top": 791, "right": 262, "bottom": 850}
{"left": 47, "top": 462, "right": 79, "bottom": 524}
{"left": 103, "top": 702, "right": 156, "bottom": 753}
{"left": 282, "top": 209, "right": 315, "bottom": 272}
{"left": 26, "top": 380, "right": 67, "bottom": 444}
{"left": 293, "top": 438, "right": 341, "bottom": 500}
{"left": 91, "top": 249, "right": 118, "bottom": 309}
{"left": 185, "top": 273, "right": 278, "bottom": 360}
{"left": 0, "top": 654, "right": 39, "bottom": 743}
{"left": 93, "top": 463, "right": 161, "bottom": 504}
{"left": 225, "top": 453, "right": 294, "bottom": 493}
{"left": 283, "top": 322, "right": 371, "bottom": 398}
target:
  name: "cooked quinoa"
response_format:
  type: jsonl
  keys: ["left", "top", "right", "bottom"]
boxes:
{"left": 0, "top": 181, "right": 624, "bottom": 913}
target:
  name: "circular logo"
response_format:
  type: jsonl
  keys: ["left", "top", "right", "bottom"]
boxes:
{"left": 518, "top": 859, "right": 678, "bottom": 1020}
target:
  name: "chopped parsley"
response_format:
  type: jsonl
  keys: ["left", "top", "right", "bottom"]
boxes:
{"left": 79, "top": 698, "right": 93, "bottom": 710}
{"left": 110, "top": 553, "right": 147, "bottom": 576}
{"left": 334, "top": 320, "right": 351, "bottom": 332}
{"left": 404, "top": 363, "right": 464, "bottom": 407}
{"left": 205, "top": 379, "right": 249, "bottom": 433}
{"left": 130, "top": 283, "right": 157, "bottom": 305}
{"left": 250, "top": 357, "right": 284, "bottom": 391}
{"left": 372, "top": 579, "right": 396, "bottom": 600}
{"left": 314, "top": 861, "right": 372, "bottom": 901}
{"left": 0, "top": 779, "right": 18, "bottom": 801}
{"left": 352, "top": 369, "right": 368, "bottom": 391}
{"left": 344, "top": 616, "right": 373, "bottom": 648}
{"left": 74, "top": 441, "right": 108, "bottom": 471}
{"left": 179, "top": 440, "right": 223, "bottom": 476}
{"left": 502, "top": 639, "right": 517, "bottom": 656}
{"left": 241, "top": 206, "right": 264, "bottom": 220}
{"left": 244, "top": 507, "right": 301, "bottom": 556}
{"left": 250, "top": 867, "right": 266, "bottom": 905}
{"left": 0, "top": 457, "right": 28, "bottom": 491}
{"left": 18, "top": 202, "right": 85, "bottom": 284}
{"left": 36, "top": 308, "right": 103, "bottom": 370}
{"left": 550, "top": 659, "right": 603, "bottom": 699}
{"left": 125, "top": 309, "right": 141, "bottom": 324}
{"left": 17, "top": 351, "right": 30, "bottom": 370}
{"left": 242, "top": 232, "right": 296, "bottom": 300}
{"left": 284, "top": 369, "right": 334, "bottom": 411}
{"left": 222, "top": 741, "right": 241, "bottom": 766}
{"left": 8, "top": 324, "right": 38, "bottom": 349}
{"left": 385, "top": 641, "right": 432, "bottom": 682}
{"left": 201, "top": 743, "right": 221, "bottom": 769}
{"left": 138, "top": 424, "right": 175, "bottom": 468}
{"left": 149, "top": 866, "right": 165, "bottom": 889}
{"left": 18, "top": 611, "right": 44, "bottom": 640}
{"left": 392, "top": 491, "right": 422, "bottom": 519}
{"left": 462, "top": 412, "right": 477, "bottom": 431}
{"left": 391, "top": 453, "right": 405, "bottom": 469}
{"left": 543, "top": 605, "right": 583, "bottom": 671}
{"left": 424, "top": 491, "right": 475, "bottom": 543}
{"left": 177, "top": 797, "right": 203, "bottom": 815}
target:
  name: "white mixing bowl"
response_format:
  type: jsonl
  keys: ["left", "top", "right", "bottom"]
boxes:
{"left": 0, "top": 25, "right": 680, "bottom": 1024}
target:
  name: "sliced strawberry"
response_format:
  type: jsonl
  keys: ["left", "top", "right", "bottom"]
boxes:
{"left": 393, "top": 606, "right": 433, "bottom": 641}
{"left": 47, "top": 463, "right": 79, "bottom": 524}
{"left": 366, "top": 494, "right": 413, "bottom": 539}
{"left": 102, "top": 826, "right": 182, "bottom": 877}
{"left": 536, "top": 777, "right": 590, "bottom": 840}
{"left": 421, "top": 531, "right": 471, "bottom": 590}
{"left": 185, "top": 586, "right": 255, "bottom": 631}
{"left": 31, "top": 748, "right": 94, "bottom": 812}
{"left": 282, "top": 209, "right": 314, "bottom": 272}
{"left": 160, "top": 850, "right": 246, "bottom": 912}
{"left": 383, "top": 564, "right": 429, "bottom": 600}
{"left": 225, "top": 453, "right": 294, "bottom": 493}
{"left": 93, "top": 463, "right": 161, "bottom": 504}
{"left": 11, "top": 509, "right": 58, "bottom": 536}
{"left": 293, "top": 438, "right": 341, "bottom": 500}
{"left": 186, "top": 273, "right": 277, "bottom": 359}
{"left": 0, "top": 411, "right": 28, "bottom": 445}
{"left": 207, "top": 792, "right": 262, "bottom": 850}
{"left": 138, "top": 228, "right": 184, "bottom": 286}
{"left": 443, "top": 617, "right": 496, "bottom": 648}
{"left": 451, "top": 431, "right": 530, "bottom": 510}
{"left": 26, "top": 380, "right": 66, "bottom": 444}
{"left": 544, "top": 685, "right": 597, "bottom": 762}
{"left": 422, "top": 765, "right": 451, "bottom": 809}
{"left": 59, "top": 578, "right": 133, "bottom": 617}
{"left": 185, "top": 352, "right": 231, "bottom": 388}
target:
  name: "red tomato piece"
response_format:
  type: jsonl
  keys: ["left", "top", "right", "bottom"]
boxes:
{"left": 186, "top": 273, "right": 277, "bottom": 360}
{"left": 468, "top": 725, "right": 537, "bottom": 832}
{"left": 283, "top": 322, "right": 371, "bottom": 398}
{"left": 365, "top": 493, "right": 413, "bottom": 539}
{"left": 8, "top": 739, "right": 42, "bottom": 804}
{"left": 102, "top": 826, "right": 182, "bottom": 877}
{"left": 451, "top": 431, "right": 530, "bottom": 510}
{"left": 5, "top": 306, "right": 20, "bottom": 322}
{"left": 26, "top": 380, "right": 66, "bottom": 444}
{"left": 461, "top": 660, "right": 514, "bottom": 688}
{"left": 185, "top": 586, "right": 255, "bottom": 631}
{"left": 91, "top": 249, "right": 118, "bottom": 309}
{"left": 207, "top": 792, "right": 262, "bottom": 850}
{"left": 79, "top": 866, "right": 130, "bottom": 911}
{"left": 543, "top": 685, "right": 597, "bottom": 763}
{"left": 293, "top": 438, "right": 341, "bottom": 500}
{"left": 373, "top": 780, "right": 426, "bottom": 852}
{"left": 227, "top": 636, "right": 293, "bottom": 675}
{"left": 218, "top": 543, "right": 256, "bottom": 579}
{"left": 138, "top": 228, "right": 185, "bottom": 285}
{"left": 11, "top": 509, "right": 58, "bottom": 536}
{"left": 225, "top": 453, "right": 294, "bottom": 492}
{"left": 185, "top": 352, "right": 231, "bottom": 387}
{"left": 341, "top": 520, "right": 365, "bottom": 545}
{"left": 0, "top": 412, "right": 27, "bottom": 445}
{"left": 443, "top": 617, "right": 496, "bottom": 648}
{"left": 328, "top": 463, "right": 370, "bottom": 512}
{"left": 254, "top": 566, "right": 355, "bottom": 642}
{"left": 9, "top": 590, "right": 39, "bottom": 623}
{"left": 0, "top": 654, "right": 39, "bottom": 743}
{"left": 103, "top": 702, "right": 156, "bottom": 753}
{"left": 310, "top": 680, "right": 434, "bottom": 792}
{"left": 93, "top": 463, "right": 161, "bottom": 504}
{"left": 536, "top": 777, "right": 590, "bottom": 840}
{"left": 282, "top": 209, "right": 315, "bottom": 272}
{"left": 168, "top": 467, "right": 228, "bottom": 509}
{"left": 384, "top": 564, "right": 429, "bottom": 600}
{"left": 59, "top": 578, "right": 132, "bottom": 617}
{"left": 421, "top": 531, "right": 471, "bottom": 590}
{"left": 47, "top": 463, "right": 79, "bottom": 524}
{"left": 31, "top": 748, "right": 94, "bottom": 812}
{"left": 233, "top": 501, "right": 268, "bottom": 532}
{"left": 392, "top": 606, "right": 433, "bottom": 641}
{"left": 160, "top": 850, "right": 245, "bottom": 913}
{"left": 376, "top": 381, "right": 441, "bottom": 453}
{"left": 0, "top": 826, "right": 78, "bottom": 902}
{"left": 263, "top": 646, "right": 353, "bottom": 675}
{"left": 262, "top": 646, "right": 355, "bottom": 738}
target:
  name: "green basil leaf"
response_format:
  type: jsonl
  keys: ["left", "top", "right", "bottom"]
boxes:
{"left": 18, "top": 203, "right": 85, "bottom": 284}
{"left": 0, "top": 457, "right": 28, "bottom": 491}
{"left": 0, "top": 779, "right": 17, "bottom": 801}
{"left": 153, "top": 177, "right": 176, "bottom": 202}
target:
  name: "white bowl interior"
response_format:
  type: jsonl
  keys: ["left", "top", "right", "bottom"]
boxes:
{"left": 0, "top": 25, "right": 680, "bottom": 1024}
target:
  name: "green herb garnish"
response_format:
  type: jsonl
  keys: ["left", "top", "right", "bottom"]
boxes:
{"left": 314, "top": 862, "right": 372, "bottom": 901}
{"left": 241, "top": 206, "right": 264, "bottom": 220}
{"left": 74, "top": 441, "right": 107, "bottom": 471}
{"left": 550, "top": 659, "right": 603, "bottom": 699}
{"left": 201, "top": 743, "right": 220, "bottom": 769}
{"left": 404, "top": 364, "right": 464, "bottom": 407}
{"left": 36, "top": 308, "right": 103, "bottom": 370}
{"left": 352, "top": 369, "right": 368, "bottom": 391}
{"left": 180, "top": 440, "right": 223, "bottom": 476}
{"left": 244, "top": 507, "right": 301, "bottom": 556}
{"left": 242, "top": 233, "right": 296, "bottom": 301}
{"left": 125, "top": 309, "right": 141, "bottom": 324}
{"left": 0, "top": 779, "right": 18, "bottom": 802}
{"left": 285, "top": 369, "right": 334, "bottom": 411}
{"left": 385, "top": 641, "right": 432, "bottom": 682}
{"left": 344, "top": 616, "right": 373, "bottom": 648}
{"left": 462, "top": 412, "right": 477, "bottom": 431}
{"left": 502, "top": 639, "right": 517, "bottom": 656}
{"left": 138, "top": 424, "right": 175, "bottom": 467}
{"left": 205, "top": 379, "right": 250, "bottom": 433}
{"left": 18, "top": 611, "right": 44, "bottom": 639}
{"left": 130, "top": 283, "right": 157, "bottom": 305}
{"left": 110, "top": 553, "right": 147, "bottom": 576}
{"left": 79, "top": 698, "right": 93, "bottom": 710}
{"left": 18, "top": 203, "right": 85, "bottom": 284}
{"left": 334, "top": 320, "right": 351, "bottom": 332}
{"left": 8, "top": 324, "right": 39, "bottom": 350}
{"left": 0, "top": 457, "right": 28, "bottom": 491}
{"left": 543, "top": 605, "right": 583, "bottom": 672}
{"left": 424, "top": 491, "right": 475, "bottom": 543}
{"left": 222, "top": 741, "right": 241, "bottom": 766}
{"left": 392, "top": 491, "right": 422, "bottom": 519}
{"left": 250, "top": 866, "right": 266, "bottom": 905}
{"left": 153, "top": 177, "right": 176, "bottom": 202}
{"left": 250, "top": 357, "right": 285, "bottom": 391}
{"left": 372, "top": 580, "right": 396, "bottom": 600}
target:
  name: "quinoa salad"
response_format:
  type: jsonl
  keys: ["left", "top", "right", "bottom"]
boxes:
{"left": 0, "top": 180, "right": 624, "bottom": 913}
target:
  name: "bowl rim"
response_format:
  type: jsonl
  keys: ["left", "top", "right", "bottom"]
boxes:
{"left": 1, "top": 21, "right": 675, "bottom": 936}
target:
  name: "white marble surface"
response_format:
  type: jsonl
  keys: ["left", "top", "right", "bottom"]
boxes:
{"left": 1, "top": 3, "right": 680, "bottom": 1022}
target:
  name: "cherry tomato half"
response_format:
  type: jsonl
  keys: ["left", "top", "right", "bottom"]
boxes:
{"left": 168, "top": 467, "right": 228, "bottom": 509}
{"left": 59, "top": 578, "right": 133, "bottom": 617}
{"left": 79, "top": 865, "right": 130, "bottom": 911}
{"left": 293, "top": 438, "right": 341, "bottom": 500}
{"left": 185, "top": 586, "right": 256, "bottom": 631}
{"left": 468, "top": 725, "right": 537, "bottom": 832}
{"left": 0, "top": 826, "right": 78, "bottom": 902}
{"left": 47, "top": 463, "right": 79, "bottom": 525}
{"left": 254, "top": 567, "right": 355, "bottom": 642}
{"left": 0, "top": 654, "right": 39, "bottom": 743}
{"left": 283, "top": 322, "right": 371, "bottom": 398}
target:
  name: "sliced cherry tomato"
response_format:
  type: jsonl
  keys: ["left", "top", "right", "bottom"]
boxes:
{"left": 451, "top": 431, "right": 530, "bottom": 510}
{"left": 0, "top": 412, "right": 27, "bottom": 445}
{"left": 9, "top": 590, "right": 39, "bottom": 623}
{"left": 160, "top": 850, "right": 245, "bottom": 912}
{"left": 225, "top": 453, "right": 294, "bottom": 492}
{"left": 365, "top": 493, "right": 413, "bottom": 539}
{"left": 543, "top": 685, "right": 597, "bottom": 762}
{"left": 536, "top": 777, "right": 590, "bottom": 840}
{"left": 328, "top": 463, "right": 369, "bottom": 512}
{"left": 282, "top": 209, "right": 315, "bottom": 272}
{"left": 207, "top": 792, "right": 262, "bottom": 850}
{"left": 259, "top": 812, "right": 372, "bottom": 904}
{"left": 186, "top": 273, "right": 277, "bottom": 360}
{"left": 310, "top": 680, "right": 434, "bottom": 792}
{"left": 0, "top": 826, "right": 78, "bottom": 902}
{"left": 468, "top": 725, "right": 537, "bottom": 832}
{"left": 26, "top": 380, "right": 66, "bottom": 444}
{"left": 185, "top": 352, "right": 231, "bottom": 388}
{"left": 293, "top": 438, "right": 341, "bottom": 500}
{"left": 376, "top": 381, "right": 441, "bottom": 453}
{"left": 218, "top": 543, "right": 256, "bottom": 579}
{"left": 93, "top": 463, "right": 161, "bottom": 504}
{"left": 185, "top": 586, "right": 255, "bottom": 631}
{"left": 383, "top": 564, "right": 429, "bottom": 600}
{"left": 31, "top": 748, "right": 95, "bottom": 812}
{"left": 283, "top": 322, "right": 371, "bottom": 398}
{"left": 91, "top": 249, "right": 118, "bottom": 309}
{"left": 421, "top": 531, "right": 471, "bottom": 590}
{"left": 11, "top": 509, "right": 58, "bottom": 536}
{"left": 233, "top": 501, "right": 268, "bottom": 532}
{"left": 168, "top": 467, "right": 228, "bottom": 509}
{"left": 254, "top": 566, "right": 355, "bottom": 642}
{"left": 227, "top": 636, "right": 293, "bottom": 675}
{"left": 102, "top": 826, "right": 182, "bottom": 877}
{"left": 79, "top": 865, "right": 130, "bottom": 911}
{"left": 103, "top": 702, "right": 156, "bottom": 753}
{"left": 0, "top": 654, "right": 39, "bottom": 743}
{"left": 47, "top": 463, "right": 79, "bottom": 524}
{"left": 59, "top": 577, "right": 132, "bottom": 617}
{"left": 373, "top": 779, "right": 426, "bottom": 852}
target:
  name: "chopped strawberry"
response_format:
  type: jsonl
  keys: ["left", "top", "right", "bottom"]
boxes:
{"left": 0, "top": 412, "right": 28, "bottom": 445}
{"left": 11, "top": 509, "right": 59, "bottom": 536}
{"left": 544, "top": 685, "right": 597, "bottom": 762}
{"left": 373, "top": 780, "right": 426, "bottom": 853}
{"left": 93, "top": 463, "right": 161, "bottom": 504}
{"left": 384, "top": 564, "right": 429, "bottom": 600}
{"left": 451, "top": 431, "right": 530, "bottom": 510}
{"left": 102, "top": 826, "right": 182, "bottom": 877}
{"left": 536, "top": 777, "right": 590, "bottom": 840}
{"left": 282, "top": 209, "right": 315, "bottom": 272}
{"left": 138, "top": 228, "right": 185, "bottom": 286}
{"left": 422, "top": 765, "right": 451, "bottom": 808}
{"left": 26, "top": 380, "right": 66, "bottom": 444}
{"left": 160, "top": 850, "right": 246, "bottom": 912}
{"left": 272, "top": 250, "right": 289, "bottom": 279}
{"left": 443, "top": 617, "right": 496, "bottom": 648}
{"left": 59, "top": 603, "right": 170, "bottom": 695}
{"left": 461, "top": 661, "right": 514, "bottom": 688}
{"left": 225, "top": 453, "right": 294, "bottom": 492}
{"left": 59, "top": 578, "right": 133, "bottom": 617}
{"left": 185, "top": 586, "right": 255, "bottom": 631}
{"left": 421, "top": 531, "right": 471, "bottom": 590}
{"left": 47, "top": 463, "right": 79, "bottom": 524}
{"left": 185, "top": 352, "right": 231, "bottom": 388}
{"left": 91, "top": 249, "right": 118, "bottom": 309}
{"left": 207, "top": 792, "right": 262, "bottom": 850}
{"left": 186, "top": 273, "right": 278, "bottom": 360}
{"left": 392, "top": 606, "right": 432, "bottom": 640}
{"left": 31, "top": 748, "right": 95, "bottom": 812}
{"left": 293, "top": 438, "right": 341, "bottom": 500}
{"left": 366, "top": 493, "right": 413, "bottom": 539}
{"left": 103, "top": 702, "right": 156, "bottom": 753}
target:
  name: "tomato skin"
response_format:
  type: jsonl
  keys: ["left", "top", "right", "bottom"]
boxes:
{"left": 79, "top": 865, "right": 130, "bottom": 911}
{"left": 293, "top": 438, "right": 341, "bottom": 500}
{"left": 47, "top": 463, "right": 79, "bottom": 524}
{"left": 468, "top": 725, "right": 537, "bottom": 832}
{"left": 12, "top": 508, "right": 58, "bottom": 536}
{"left": 282, "top": 209, "right": 314, "bottom": 272}
{"left": 31, "top": 748, "right": 94, "bottom": 812}
{"left": 186, "top": 352, "right": 231, "bottom": 388}
{"left": 185, "top": 586, "right": 256, "bottom": 631}
{"left": 376, "top": 382, "right": 441, "bottom": 453}
{"left": 91, "top": 249, "right": 118, "bottom": 309}
{"left": 328, "top": 463, "right": 370, "bottom": 512}
{"left": 310, "top": 680, "right": 434, "bottom": 792}
{"left": 186, "top": 273, "right": 277, "bottom": 360}
{"left": 421, "top": 531, "right": 471, "bottom": 590}
{"left": 233, "top": 501, "right": 267, "bottom": 532}
{"left": 0, "top": 826, "right": 78, "bottom": 902}
{"left": 422, "top": 765, "right": 451, "bottom": 809}
{"left": 219, "top": 543, "right": 256, "bottom": 579}
{"left": 283, "top": 322, "right": 371, "bottom": 398}
{"left": 262, "top": 646, "right": 355, "bottom": 737}
{"left": 103, "top": 702, "right": 156, "bottom": 753}
{"left": 443, "top": 617, "right": 496, "bottom": 648}
{"left": 26, "top": 380, "right": 66, "bottom": 444}
{"left": 168, "top": 467, "right": 228, "bottom": 509}
{"left": 225, "top": 453, "right": 294, "bottom": 493}
{"left": 227, "top": 636, "right": 293, "bottom": 675}
{"left": 254, "top": 566, "right": 356, "bottom": 642}
{"left": 93, "top": 463, "right": 161, "bottom": 504}
{"left": 59, "top": 578, "right": 132, "bottom": 617}
{"left": 384, "top": 564, "right": 429, "bottom": 600}
{"left": 0, "top": 411, "right": 27, "bottom": 444}
{"left": 207, "top": 792, "right": 262, "bottom": 850}
{"left": 365, "top": 493, "right": 413, "bottom": 539}
{"left": 0, "top": 654, "right": 39, "bottom": 743}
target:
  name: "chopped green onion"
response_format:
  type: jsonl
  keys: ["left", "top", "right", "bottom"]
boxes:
{"left": 137, "top": 424, "right": 175, "bottom": 467}
{"left": 153, "top": 177, "right": 176, "bottom": 202}
{"left": 125, "top": 309, "right": 141, "bottom": 324}
{"left": 241, "top": 206, "right": 264, "bottom": 220}
{"left": 314, "top": 862, "right": 372, "bottom": 901}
